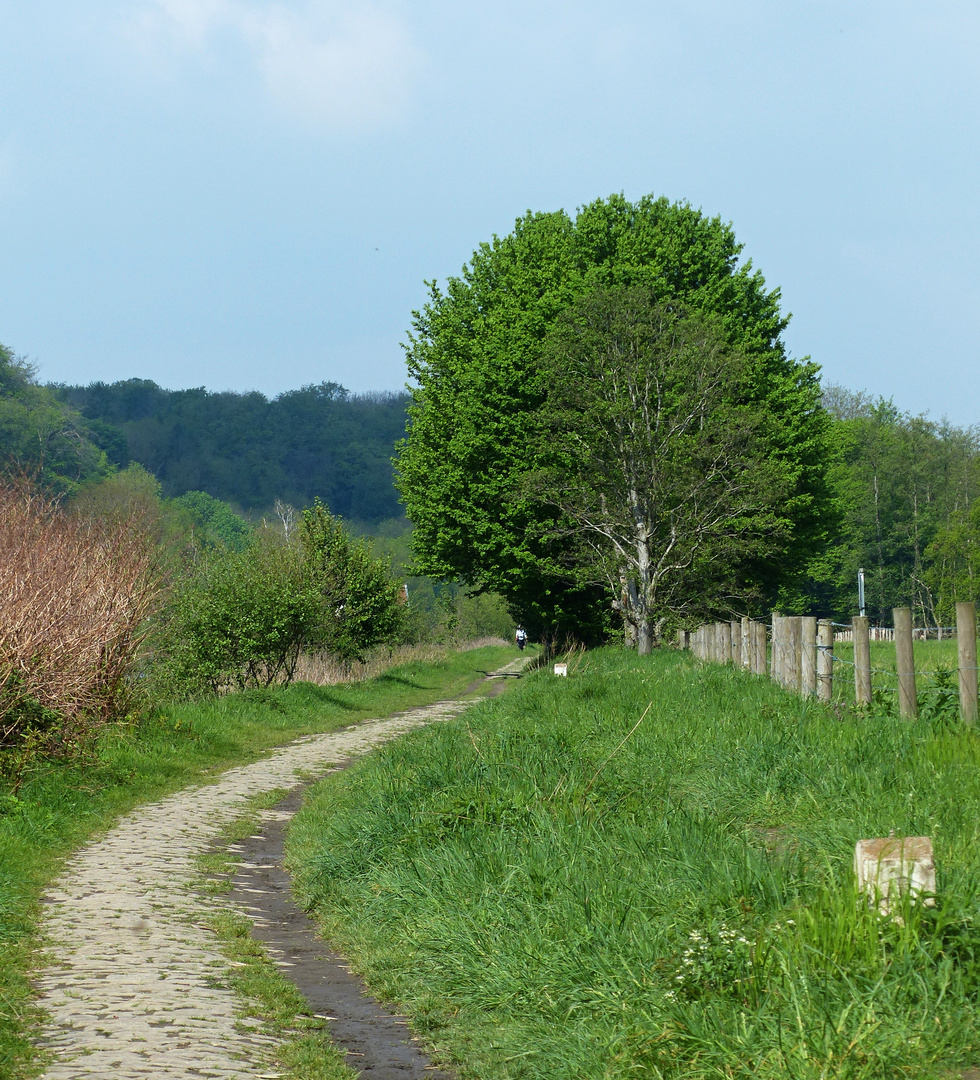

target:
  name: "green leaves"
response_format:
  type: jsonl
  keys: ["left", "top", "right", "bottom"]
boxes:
{"left": 397, "top": 194, "right": 834, "bottom": 638}
{"left": 301, "top": 500, "right": 402, "bottom": 663}
{"left": 157, "top": 502, "right": 404, "bottom": 695}
{"left": 0, "top": 343, "right": 112, "bottom": 496}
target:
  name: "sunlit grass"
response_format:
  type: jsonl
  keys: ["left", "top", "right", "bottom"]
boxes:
{"left": 831, "top": 638, "right": 961, "bottom": 711}
{"left": 289, "top": 647, "right": 980, "bottom": 1079}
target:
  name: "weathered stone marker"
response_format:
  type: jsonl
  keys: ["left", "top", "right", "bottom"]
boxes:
{"left": 854, "top": 835, "right": 935, "bottom": 915}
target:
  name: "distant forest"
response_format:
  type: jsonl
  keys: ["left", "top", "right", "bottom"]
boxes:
{"left": 50, "top": 379, "right": 408, "bottom": 524}
{"left": 4, "top": 338, "right": 980, "bottom": 625}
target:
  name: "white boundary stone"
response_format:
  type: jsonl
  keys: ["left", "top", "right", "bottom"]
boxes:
{"left": 854, "top": 835, "right": 936, "bottom": 915}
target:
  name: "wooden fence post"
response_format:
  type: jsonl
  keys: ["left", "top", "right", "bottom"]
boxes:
{"left": 817, "top": 619, "right": 833, "bottom": 702}
{"left": 741, "top": 617, "right": 751, "bottom": 670}
{"left": 754, "top": 620, "right": 767, "bottom": 675}
{"left": 957, "top": 602, "right": 978, "bottom": 724}
{"left": 730, "top": 620, "right": 741, "bottom": 668}
{"left": 770, "top": 613, "right": 781, "bottom": 683}
{"left": 785, "top": 616, "right": 801, "bottom": 691}
{"left": 720, "top": 621, "right": 732, "bottom": 665}
{"left": 853, "top": 615, "right": 872, "bottom": 706}
{"left": 894, "top": 606, "right": 917, "bottom": 720}
{"left": 801, "top": 616, "right": 817, "bottom": 697}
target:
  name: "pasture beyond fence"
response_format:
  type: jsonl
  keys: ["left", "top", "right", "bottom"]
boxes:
{"left": 678, "top": 603, "right": 980, "bottom": 723}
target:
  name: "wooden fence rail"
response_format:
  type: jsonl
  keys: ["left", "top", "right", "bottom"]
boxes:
{"left": 678, "top": 602, "right": 979, "bottom": 723}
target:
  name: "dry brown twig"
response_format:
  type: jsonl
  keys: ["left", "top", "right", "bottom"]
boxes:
{"left": 0, "top": 478, "right": 161, "bottom": 753}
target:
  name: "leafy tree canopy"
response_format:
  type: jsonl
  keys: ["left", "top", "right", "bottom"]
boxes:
{"left": 172, "top": 491, "right": 253, "bottom": 552}
{"left": 815, "top": 384, "right": 980, "bottom": 625}
{"left": 0, "top": 343, "right": 111, "bottom": 494}
{"left": 52, "top": 378, "right": 409, "bottom": 524}
{"left": 397, "top": 193, "right": 835, "bottom": 638}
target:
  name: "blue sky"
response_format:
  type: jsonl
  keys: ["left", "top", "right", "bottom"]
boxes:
{"left": 0, "top": 1, "right": 977, "bottom": 423}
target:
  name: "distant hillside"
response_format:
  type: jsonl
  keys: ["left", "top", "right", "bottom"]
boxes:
{"left": 51, "top": 379, "right": 409, "bottom": 523}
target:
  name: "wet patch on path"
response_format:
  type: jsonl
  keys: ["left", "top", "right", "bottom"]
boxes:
{"left": 226, "top": 785, "right": 453, "bottom": 1079}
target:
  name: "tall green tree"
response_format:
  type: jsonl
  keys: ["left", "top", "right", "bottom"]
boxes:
{"left": 397, "top": 194, "right": 834, "bottom": 638}
{"left": 818, "top": 386, "right": 980, "bottom": 624}
{"left": 531, "top": 288, "right": 802, "bottom": 651}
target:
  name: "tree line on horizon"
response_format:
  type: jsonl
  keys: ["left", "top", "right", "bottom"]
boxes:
{"left": 2, "top": 267, "right": 980, "bottom": 639}
{"left": 48, "top": 376, "right": 409, "bottom": 525}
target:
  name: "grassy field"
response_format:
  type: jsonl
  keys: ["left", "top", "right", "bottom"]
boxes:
{"left": 288, "top": 646, "right": 980, "bottom": 1080}
{"left": 0, "top": 644, "right": 519, "bottom": 1079}
{"left": 830, "top": 639, "right": 961, "bottom": 713}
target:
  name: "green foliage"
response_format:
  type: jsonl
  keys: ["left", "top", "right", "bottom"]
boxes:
{"left": 817, "top": 386, "right": 980, "bottom": 622}
{"left": 301, "top": 500, "right": 402, "bottom": 662}
{"left": 172, "top": 490, "right": 253, "bottom": 551}
{"left": 52, "top": 378, "right": 409, "bottom": 524}
{"left": 0, "top": 344, "right": 111, "bottom": 494}
{"left": 289, "top": 648, "right": 980, "bottom": 1079}
{"left": 532, "top": 287, "right": 827, "bottom": 646}
{"left": 157, "top": 540, "right": 317, "bottom": 694}
{"left": 361, "top": 520, "right": 515, "bottom": 646}
{"left": 926, "top": 499, "right": 980, "bottom": 625}
{"left": 158, "top": 504, "right": 403, "bottom": 694}
{"left": 397, "top": 194, "right": 835, "bottom": 638}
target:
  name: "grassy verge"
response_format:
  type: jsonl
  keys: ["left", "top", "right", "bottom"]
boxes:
{"left": 0, "top": 643, "right": 520, "bottom": 1078}
{"left": 194, "top": 791, "right": 358, "bottom": 1080}
{"left": 288, "top": 646, "right": 980, "bottom": 1080}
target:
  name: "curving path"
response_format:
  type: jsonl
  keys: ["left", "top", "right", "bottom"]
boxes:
{"left": 33, "top": 662, "right": 527, "bottom": 1079}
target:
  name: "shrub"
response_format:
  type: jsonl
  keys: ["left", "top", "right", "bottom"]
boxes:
{"left": 0, "top": 479, "right": 159, "bottom": 758}
{"left": 157, "top": 539, "right": 316, "bottom": 695}
{"left": 157, "top": 503, "right": 403, "bottom": 695}
{"left": 300, "top": 500, "right": 402, "bottom": 662}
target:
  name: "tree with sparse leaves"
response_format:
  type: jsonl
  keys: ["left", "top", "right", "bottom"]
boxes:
{"left": 532, "top": 288, "right": 798, "bottom": 651}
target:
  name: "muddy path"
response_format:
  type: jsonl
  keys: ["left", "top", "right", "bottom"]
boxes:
{"left": 33, "top": 658, "right": 528, "bottom": 1079}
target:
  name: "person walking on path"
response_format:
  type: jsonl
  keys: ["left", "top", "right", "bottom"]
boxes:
{"left": 515, "top": 628, "right": 528, "bottom": 651}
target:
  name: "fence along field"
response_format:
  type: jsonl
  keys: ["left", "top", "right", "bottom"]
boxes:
{"left": 681, "top": 603, "right": 980, "bottom": 722}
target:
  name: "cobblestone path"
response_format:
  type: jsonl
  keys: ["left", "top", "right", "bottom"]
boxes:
{"left": 32, "top": 665, "right": 527, "bottom": 1079}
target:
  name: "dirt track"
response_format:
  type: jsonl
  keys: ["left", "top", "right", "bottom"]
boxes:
{"left": 34, "top": 659, "right": 528, "bottom": 1079}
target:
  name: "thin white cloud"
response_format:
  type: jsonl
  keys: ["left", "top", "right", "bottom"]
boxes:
{"left": 128, "top": 0, "right": 422, "bottom": 129}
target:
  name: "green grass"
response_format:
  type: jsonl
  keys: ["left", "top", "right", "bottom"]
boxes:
{"left": 0, "top": 644, "right": 520, "bottom": 1078}
{"left": 288, "top": 647, "right": 980, "bottom": 1079}
{"left": 831, "top": 639, "right": 962, "bottom": 714}
{"left": 193, "top": 792, "right": 358, "bottom": 1080}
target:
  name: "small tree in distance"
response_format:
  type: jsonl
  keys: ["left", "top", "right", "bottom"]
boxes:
{"left": 533, "top": 288, "right": 793, "bottom": 652}
{"left": 158, "top": 501, "right": 402, "bottom": 694}
{"left": 301, "top": 499, "right": 402, "bottom": 663}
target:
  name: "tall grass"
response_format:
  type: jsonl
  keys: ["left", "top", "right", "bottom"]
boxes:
{"left": 289, "top": 648, "right": 980, "bottom": 1079}
{"left": 0, "top": 479, "right": 158, "bottom": 759}
{"left": 292, "top": 637, "right": 511, "bottom": 685}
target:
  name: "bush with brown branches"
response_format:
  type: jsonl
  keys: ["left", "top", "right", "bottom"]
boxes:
{"left": 0, "top": 479, "right": 160, "bottom": 760}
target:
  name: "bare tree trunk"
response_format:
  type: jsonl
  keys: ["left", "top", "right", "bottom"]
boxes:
{"left": 634, "top": 521, "right": 654, "bottom": 654}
